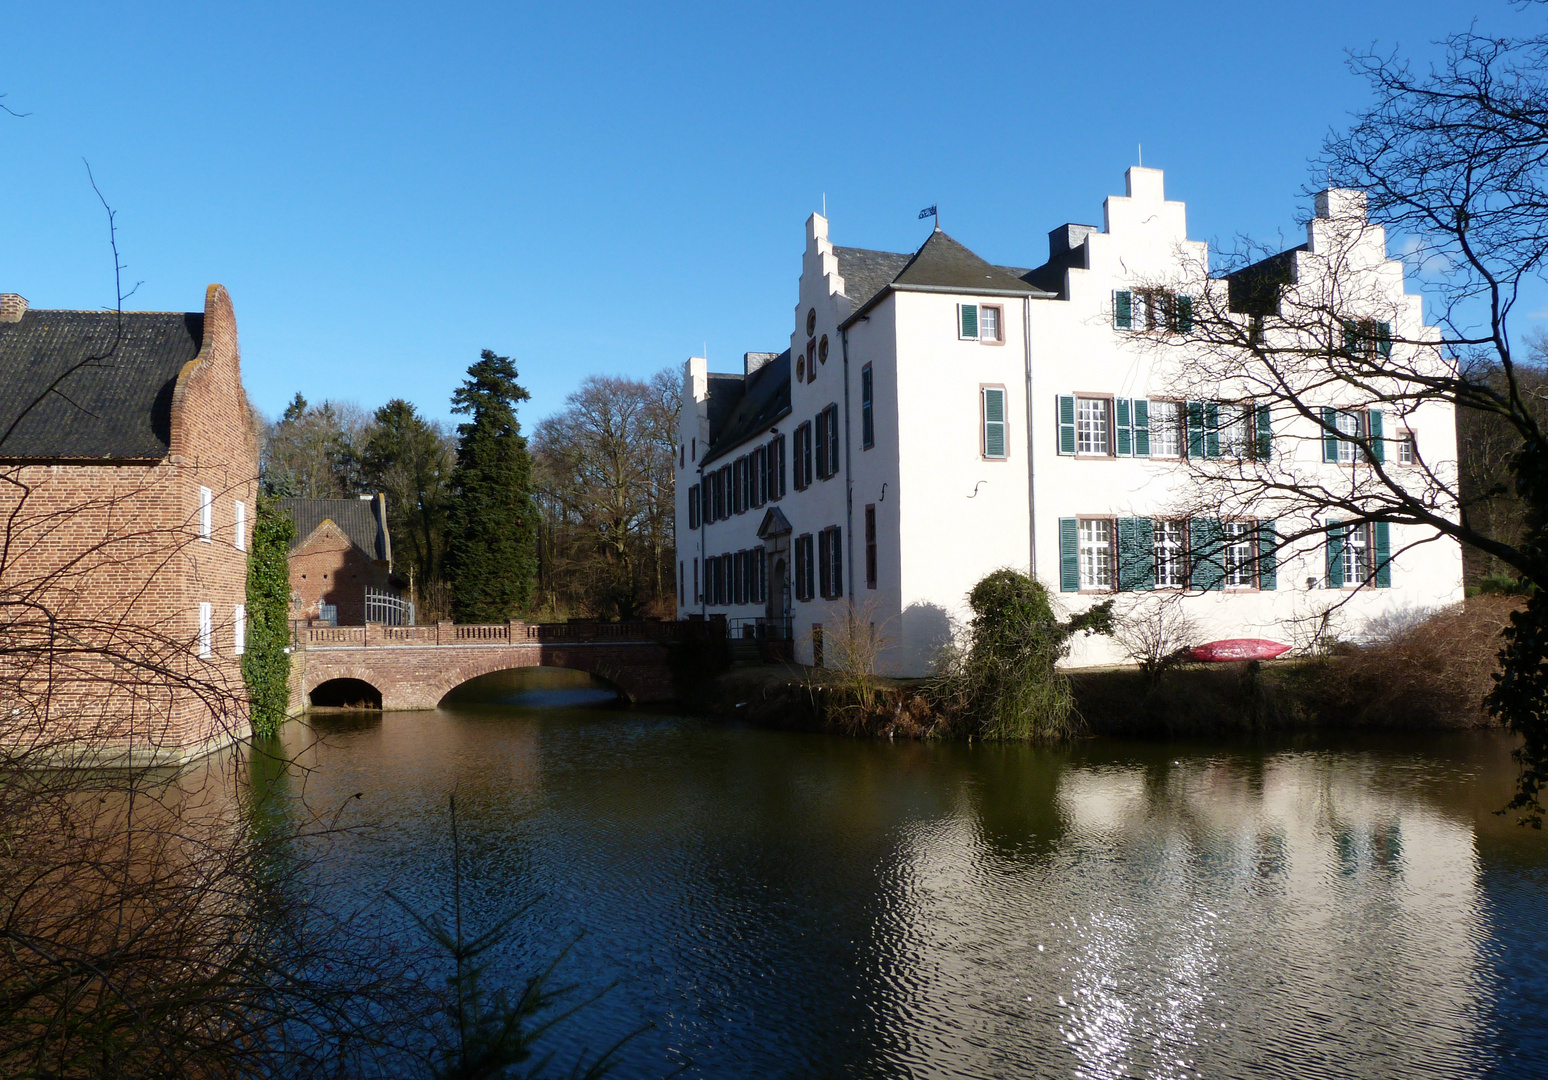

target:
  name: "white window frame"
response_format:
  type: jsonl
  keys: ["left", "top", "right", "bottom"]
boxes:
{"left": 1078, "top": 518, "right": 1113, "bottom": 591}
{"left": 1075, "top": 397, "right": 1110, "bottom": 456}
{"left": 234, "top": 500, "right": 247, "bottom": 551}
{"left": 1341, "top": 522, "right": 1370, "bottom": 585}
{"left": 1223, "top": 521, "right": 1255, "bottom": 588}
{"left": 978, "top": 304, "right": 1002, "bottom": 343}
{"left": 234, "top": 603, "right": 246, "bottom": 655}
{"left": 1219, "top": 404, "right": 1252, "bottom": 460}
{"left": 1335, "top": 411, "right": 1362, "bottom": 464}
{"left": 198, "top": 602, "right": 212, "bottom": 657}
{"left": 199, "top": 487, "right": 213, "bottom": 541}
{"left": 1154, "top": 519, "right": 1188, "bottom": 588}
{"left": 1397, "top": 430, "right": 1416, "bottom": 465}
{"left": 1149, "top": 399, "right": 1183, "bottom": 458}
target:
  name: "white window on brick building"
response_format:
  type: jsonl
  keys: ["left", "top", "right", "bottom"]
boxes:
{"left": 234, "top": 603, "right": 246, "bottom": 655}
{"left": 234, "top": 500, "right": 246, "bottom": 550}
{"left": 199, "top": 602, "right": 212, "bottom": 657}
{"left": 199, "top": 486, "right": 213, "bottom": 541}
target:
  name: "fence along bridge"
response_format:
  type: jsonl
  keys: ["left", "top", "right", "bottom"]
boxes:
{"left": 292, "top": 619, "right": 705, "bottom": 710}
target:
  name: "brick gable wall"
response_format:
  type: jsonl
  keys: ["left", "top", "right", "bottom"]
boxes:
{"left": 288, "top": 520, "right": 396, "bottom": 625}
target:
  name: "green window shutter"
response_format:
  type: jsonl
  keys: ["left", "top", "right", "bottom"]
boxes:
{"left": 1367, "top": 408, "right": 1385, "bottom": 463}
{"left": 1117, "top": 517, "right": 1154, "bottom": 591}
{"left": 1341, "top": 318, "right": 1358, "bottom": 352}
{"left": 1059, "top": 518, "right": 1080, "bottom": 592}
{"left": 1326, "top": 519, "right": 1345, "bottom": 588}
{"left": 1114, "top": 290, "right": 1133, "bottom": 329}
{"left": 1204, "top": 401, "right": 1221, "bottom": 459}
{"left": 1189, "top": 518, "right": 1225, "bottom": 591}
{"left": 1186, "top": 400, "right": 1205, "bottom": 459}
{"left": 1373, "top": 521, "right": 1392, "bottom": 587}
{"left": 1377, "top": 321, "right": 1393, "bottom": 358}
{"left": 1133, "top": 398, "right": 1150, "bottom": 456}
{"left": 1177, "top": 294, "right": 1194, "bottom": 333}
{"left": 1254, "top": 404, "right": 1273, "bottom": 460}
{"left": 983, "top": 388, "right": 1007, "bottom": 458}
{"left": 960, "top": 304, "right": 978, "bottom": 339}
{"left": 1321, "top": 406, "right": 1340, "bottom": 463}
{"left": 1057, "top": 395, "right": 1076, "bottom": 455}
{"left": 1115, "top": 397, "right": 1133, "bottom": 456}
{"left": 1258, "top": 520, "right": 1277, "bottom": 590}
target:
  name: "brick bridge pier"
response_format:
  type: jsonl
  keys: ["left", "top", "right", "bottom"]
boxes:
{"left": 290, "top": 620, "right": 711, "bottom": 711}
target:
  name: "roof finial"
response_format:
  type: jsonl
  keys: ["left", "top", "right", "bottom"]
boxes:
{"left": 1138, "top": 142, "right": 1142, "bottom": 167}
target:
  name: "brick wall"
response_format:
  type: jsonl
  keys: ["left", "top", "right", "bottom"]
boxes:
{"left": 288, "top": 521, "right": 396, "bottom": 625}
{"left": 0, "top": 285, "right": 259, "bottom": 761}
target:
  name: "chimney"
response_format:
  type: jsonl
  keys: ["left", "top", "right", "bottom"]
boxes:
{"left": 744, "top": 351, "right": 779, "bottom": 377}
{"left": 1048, "top": 224, "right": 1098, "bottom": 260}
{"left": 1315, "top": 189, "right": 1367, "bottom": 221}
{"left": 0, "top": 294, "right": 28, "bottom": 323}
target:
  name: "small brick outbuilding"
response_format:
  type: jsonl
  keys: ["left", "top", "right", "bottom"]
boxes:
{"left": 275, "top": 495, "right": 407, "bottom": 625}
{"left": 0, "top": 286, "right": 258, "bottom": 762}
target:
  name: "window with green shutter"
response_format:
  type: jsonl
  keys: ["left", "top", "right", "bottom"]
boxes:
{"left": 1341, "top": 319, "right": 1359, "bottom": 353}
{"left": 1114, "top": 290, "right": 1133, "bottom": 329}
{"left": 1373, "top": 521, "right": 1392, "bottom": 587}
{"left": 1057, "top": 395, "right": 1076, "bottom": 455}
{"left": 1321, "top": 406, "right": 1341, "bottom": 463}
{"left": 982, "top": 387, "right": 1007, "bottom": 459}
{"left": 1176, "top": 295, "right": 1194, "bottom": 333}
{"left": 1186, "top": 400, "right": 1205, "bottom": 459}
{"left": 1133, "top": 398, "right": 1151, "bottom": 456}
{"left": 1115, "top": 398, "right": 1133, "bottom": 456}
{"left": 1189, "top": 518, "right": 1225, "bottom": 590}
{"left": 1326, "top": 519, "right": 1345, "bottom": 588}
{"left": 959, "top": 304, "right": 979, "bottom": 340}
{"left": 1377, "top": 321, "right": 1393, "bottom": 358}
{"left": 1367, "top": 408, "right": 1385, "bottom": 463}
{"left": 1117, "top": 517, "right": 1155, "bottom": 591}
{"left": 1258, "top": 520, "right": 1278, "bottom": 590}
{"left": 1059, "top": 518, "right": 1080, "bottom": 592}
{"left": 1204, "top": 401, "right": 1220, "bottom": 459}
{"left": 1254, "top": 404, "right": 1273, "bottom": 460}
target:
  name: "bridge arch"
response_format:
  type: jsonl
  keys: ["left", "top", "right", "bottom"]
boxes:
{"left": 309, "top": 676, "right": 383, "bottom": 709}
{"left": 423, "top": 649, "right": 643, "bottom": 707}
{"left": 436, "top": 664, "right": 626, "bottom": 707}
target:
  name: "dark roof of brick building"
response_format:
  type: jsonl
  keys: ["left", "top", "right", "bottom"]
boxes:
{"left": 276, "top": 496, "right": 392, "bottom": 564}
{"left": 839, "top": 230, "right": 1054, "bottom": 327}
{"left": 0, "top": 308, "right": 205, "bottom": 460}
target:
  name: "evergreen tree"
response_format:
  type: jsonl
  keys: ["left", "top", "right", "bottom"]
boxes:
{"left": 444, "top": 351, "right": 537, "bottom": 621}
{"left": 360, "top": 398, "right": 455, "bottom": 598}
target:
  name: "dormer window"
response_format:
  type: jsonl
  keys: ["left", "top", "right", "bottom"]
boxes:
{"left": 958, "top": 304, "right": 1003, "bottom": 343}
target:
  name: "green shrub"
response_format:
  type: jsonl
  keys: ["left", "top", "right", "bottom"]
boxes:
{"left": 932, "top": 569, "right": 1113, "bottom": 741}
{"left": 243, "top": 495, "right": 295, "bottom": 738}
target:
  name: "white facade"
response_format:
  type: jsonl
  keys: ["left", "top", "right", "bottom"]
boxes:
{"left": 675, "top": 168, "right": 1465, "bottom": 674}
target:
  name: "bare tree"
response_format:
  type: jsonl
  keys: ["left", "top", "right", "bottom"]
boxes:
{"left": 1112, "top": 595, "right": 1200, "bottom": 686}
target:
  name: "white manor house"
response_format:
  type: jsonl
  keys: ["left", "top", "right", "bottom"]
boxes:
{"left": 674, "top": 167, "right": 1464, "bottom": 673}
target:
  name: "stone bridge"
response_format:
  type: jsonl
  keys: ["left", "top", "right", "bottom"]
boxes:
{"left": 291, "top": 619, "right": 710, "bottom": 711}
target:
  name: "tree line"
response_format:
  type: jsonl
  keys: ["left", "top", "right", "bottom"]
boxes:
{"left": 260, "top": 353, "right": 678, "bottom": 623}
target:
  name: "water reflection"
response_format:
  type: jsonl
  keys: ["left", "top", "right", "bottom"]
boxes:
{"left": 280, "top": 703, "right": 1547, "bottom": 1079}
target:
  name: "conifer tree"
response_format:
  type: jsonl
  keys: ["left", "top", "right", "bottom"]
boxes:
{"left": 445, "top": 351, "right": 537, "bottom": 621}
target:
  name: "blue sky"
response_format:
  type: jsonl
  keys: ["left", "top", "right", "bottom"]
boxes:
{"left": 0, "top": 1, "right": 1531, "bottom": 427}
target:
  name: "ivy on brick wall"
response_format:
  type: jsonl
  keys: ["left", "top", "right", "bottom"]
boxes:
{"left": 243, "top": 494, "right": 295, "bottom": 738}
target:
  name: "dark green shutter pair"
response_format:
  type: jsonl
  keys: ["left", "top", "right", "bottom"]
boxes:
{"left": 1057, "top": 395, "right": 1150, "bottom": 456}
{"left": 1321, "top": 407, "right": 1385, "bottom": 462}
{"left": 1324, "top": 520, "right": 1392, "bottom": 587}
{"left": 1185, "top": 401, "right": 1220, "bottom": 458}
{"left": 983, "top": 388, "right": 1007, "bottom": 458}
{"left": 1057, "top": 516, "right": 1276, "bottom": 592}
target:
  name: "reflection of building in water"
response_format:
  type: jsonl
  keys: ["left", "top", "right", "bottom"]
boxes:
{"left": 871, "top": 752, "right": 1491, "bottom": 1079}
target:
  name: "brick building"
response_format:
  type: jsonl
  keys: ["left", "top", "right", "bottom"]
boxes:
{"left": 0, "top": 286, "right": 259, "bottom": 762}
{"left": 276, "top": 495, "right": 408, "bottom": 625}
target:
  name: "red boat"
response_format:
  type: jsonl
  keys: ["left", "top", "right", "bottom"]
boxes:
{"left": 1189, "top": 638, "right": 1292, "bottom": 663}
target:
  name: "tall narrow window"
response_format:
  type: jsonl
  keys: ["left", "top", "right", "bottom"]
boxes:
{"left": 732, "top": 459, "right": 744, "bottom": 514}
{"left": 1341, "top": 523, "right": 1369, "bottom": 584}
{"left": 1149, "top": 400, "right": 1182, "bottom": 458}
{"left": 795, "top": 423, "right": 813, "bottom": 490}
{"left": 198, "top": 602, "right": 212, "bottom": 657}
{"left": 979, "top": 305, "right": 1001, "bottom": 342}
{"left": 865, "top": 505, "right": 877, "bottom": 589}
{"left": 753, "top": 448, "right": 767, "bottom": 506}
{"left": 1076, "top": 399, "right": 1110, "bottom": 455}
{"left": 982, "top": 387, "right": 1007, "bottom": 459}
{"left": 234, "top": 500, "right": 247, "bottom": 551}
{"left": 1397, "top": 431, "right": 1416, "bottom": 465}
{"left": 679, "top": 563, "right": 685, "bottom": 606}
{"left": 694, "top": 558, "right": 700, "bottom": 603}
{"left": 861, "top": 365, "right": 874, "bottom": 449}
{"left": 199, "top": 487, "right": 213, "bottom": 541}
{"left": 733, "top": 551, "right": 745, "bottom": 605}
{"left": 815, "top": 409, "right": 828, "bottom": 479}
{"left": 770, "top": 434, "right": 787, "bottom": 499}
{"left": 1078, "top": 519, "right": 1113, "bottom": 590}
{"left": 719, "top": 465, "right": 731, "bottom": 516}
{"left": 234, "top": 603, "right": 246, "bottom": 655}
{"left": 1223, "top": 521, "right": 1255, "bottom": 588}
{"left": 1153, "top": 519, "right": 1187, "bottom": 588}
{"left": 689, "top": 485, "right": 701, "bottom": 529}
{"left": 823, "top": 404, "right": 840, "bottom": 478}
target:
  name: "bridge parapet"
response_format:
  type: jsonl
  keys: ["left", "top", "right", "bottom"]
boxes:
{"left": 292, "top": 618, "right": 724, "bottom": 650}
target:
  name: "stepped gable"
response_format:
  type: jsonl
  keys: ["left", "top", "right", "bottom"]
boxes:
{"left": 0, "top": 308, "right": 205, "bottom": 460}
{"left": 703, "top": 349, "right": 791, "bottom": 465}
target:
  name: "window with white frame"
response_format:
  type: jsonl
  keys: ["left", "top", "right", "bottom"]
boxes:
{"left": 1149, "top": 400, "right": 1182, "bottom": 457}
{"left": 1219, "top": 404, "right": 1252, "bottom": 459}
{"left": 1223, "top": 521, "right": 1255, "bottom": 587}
{"left": 1154, "top": 519, "right": 1188, "bottom": 587}
{"left": 1078, "top": 518, "right": 1113, "bottom": 590}
{"left": 1397, "top": 430, "right": 1416, "bottom": 465}
{"left": 958, "top": 303, "right": 1003, "bottom": 342}
{"left": 234, "top": 603, "right": 246, "bottom": 655}
{"left": 1076, "top": 398, "right": 1110, "bottom": 455}
{"left": 198, "top": 602, "right": 212, "bottom": 657}
{"left": 199, "top": 487, "right": 213, "bottom": 541}
{"left": 979, "top": 305, "right": 1001, "bottom": 342}
{"left": 1341, "top": 522, "right": 1370, "bottom": 584}
{"left": 1335, "top": 411, "right": 1362, "bottom": 464}
{"left": 234, "top": 500, "right": 246, "bottom": 550}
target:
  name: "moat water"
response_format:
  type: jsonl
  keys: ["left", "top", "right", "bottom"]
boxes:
{"left": 278, "top": 670, "right": 1548, "bottom": 1079}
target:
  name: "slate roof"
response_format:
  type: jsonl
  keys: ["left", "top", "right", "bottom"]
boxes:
{"left": 0, "top": 309, "right": 205, "bottom": 460}
{"left": 832, "top": 247, "right": 913, "bottom": 312}
{"left": 276, "top": 497, "right": 392, "bottom": 564}
{"left": 702, "top": 349, "right": 791, "bottom": 466}
{"left": 839, "top": 230, "right": 1053, "bottom": 328}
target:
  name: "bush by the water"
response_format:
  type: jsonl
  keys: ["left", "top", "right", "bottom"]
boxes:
{"left": 931, "top": 569, "right": 1113, "bottom": 741}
